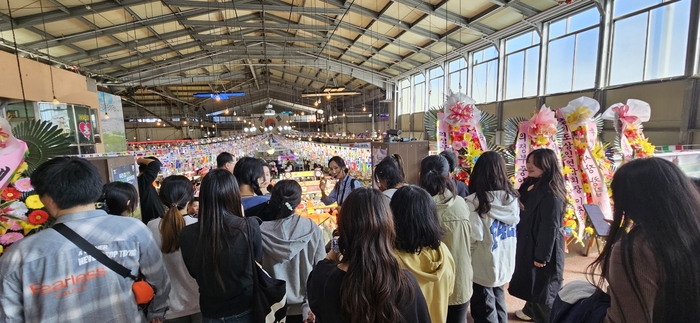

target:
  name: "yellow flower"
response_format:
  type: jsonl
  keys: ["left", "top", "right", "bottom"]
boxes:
{"left": 0, "top": 224, "right": 7, "bottom": 235}
{"left": 582, "top": 183, "right": 591, "bottom": 194}
{"left": 25, "top": 195, "right": 44, "bottom": 209}
{"left": 566, "top": 106, "right": 593, "bottom": 127}
{"left": 585, "top": 227, "right": 594, "bottom": 235}
{"left": 534, "top": 136, "right": 549, "bottom": 146}
{"left": 562, "top": 166, "right": 573, "bottom": 176}
{"left": 20, "top": 221, "right": 42, "bottom": 235}
{"left": 16, "top": 162, "right": 28, "bottom": 174}
{"left": 0, "top": 245, "right": 3, "bottom": 254}
{"left": 565, "top": 220, "right": 577, "bottom": 228}
{"left": 640, "top": 139, "right": 655, "bottom": 156}
{"left": 452, "top": 125, "right": 460, "bottom": 132}
{"left": 11, "top": 171, "right": 22, "bottom": 184}
{"left": 463, "top": 133, "right": 473, "bottom": 142}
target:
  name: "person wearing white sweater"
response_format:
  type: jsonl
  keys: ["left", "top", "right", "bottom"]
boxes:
{"left": 466, "top": 152, "right": 520, "bottom": 323}
{"left": 147, "top": 175, "right": 202, "bottom": 322}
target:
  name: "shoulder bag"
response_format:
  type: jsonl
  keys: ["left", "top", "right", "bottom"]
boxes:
{"left": 244, "top": 219, "right": 288, "bottom": 323}
{"left": 53, "top": 223, "right": 155, "bottom": 307}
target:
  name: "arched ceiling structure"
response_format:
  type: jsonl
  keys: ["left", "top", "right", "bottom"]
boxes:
{"left": 0, "top": 0, "right": 561, "bottom": 121}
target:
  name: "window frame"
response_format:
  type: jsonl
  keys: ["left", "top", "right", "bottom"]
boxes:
{"left": 607, "top": 0, "right": 692, "bottom": 85}
{"left": 504, "top": 30, "right": 541, "bottom": 100}
{"left": 428, "top": 65, "right": 445, "bottom": 109}
{"left": 471, "top": 46, "right": 500, "bottom": 104}
{"left": 544, "top": 6, "right": 602, "bottom": 95}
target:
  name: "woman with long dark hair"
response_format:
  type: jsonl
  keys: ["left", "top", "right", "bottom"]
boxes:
{"left": 466, "top": 152, "right": 520, "bottom": 323}
{"left": 179, "top": 169, "right": 262, "bottom": 323}
{"left": 419, "top": 155, "right": 472, "bottom": 323}
{"left": 390, "top": 185, "right": 455, "bottom": 323}
{"left": 260, "top": 180, "right": 326, "bottom": 323}
{"left": 233, "top": 157, "right": 269, "bottom": 210}
{"left": 373, "top": 154, "right": 406, "bottom": 200}
{"left": 509, "top": 149, "right": 566, "bottom": 323}
{"left": 147, "top": 175, "right": 201, "bottom": 322}
{"left": 307, "top": 188, "right": 430, "bottom": 323}
{"left": 99, "top": 181, "right": 139, "bottom": 216}
{"left": 320, "top": 156, "right": 361, "bottom": 206}
{"left": 587, "top": 158, "right": 700, "bottom": 322}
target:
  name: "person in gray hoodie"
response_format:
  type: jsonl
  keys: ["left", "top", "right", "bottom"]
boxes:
{"left": 465, "top": 152, "right": 520, "bottom": 323}
{"left": 260, "top": 180, "right": 326, "bottom": 323}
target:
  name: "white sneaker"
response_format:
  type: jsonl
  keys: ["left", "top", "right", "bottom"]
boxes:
{"left": 515, "top": 309, "right": 533, "bottom": 321}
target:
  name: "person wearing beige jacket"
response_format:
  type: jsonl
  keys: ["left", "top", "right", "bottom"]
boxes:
{"left": 420, "top": 155, "right": 473, "bottom": 323}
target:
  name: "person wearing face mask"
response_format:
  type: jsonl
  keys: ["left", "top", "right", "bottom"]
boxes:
{"left": 509, "top": 149, "right": 566, "bottom": 323}
{"left": 320, "top": 156, "right": 361, "bottom": 207}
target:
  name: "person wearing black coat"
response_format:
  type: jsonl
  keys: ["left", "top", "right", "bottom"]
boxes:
{"left": 508, "top": 149, "right": 566, "bottom": 323}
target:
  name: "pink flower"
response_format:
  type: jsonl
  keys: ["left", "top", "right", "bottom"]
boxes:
{"left": 0, "top": 232, "right": 24, "bottom": 245}
{"left": 5, "top": 219, "right": 22, "bottom": 231}
{"left": 13, "top": 178, "right": 33, "bottom": 192}
{"left": 452, "top": 140, "right": 464, "bottom": 151}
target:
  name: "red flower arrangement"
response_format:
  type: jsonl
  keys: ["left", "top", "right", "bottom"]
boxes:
{"left": 28, "top": 210, "right": 49, "bottom": 225}
{"left": 1, "top": 188, "right": 21, "bottom": 201}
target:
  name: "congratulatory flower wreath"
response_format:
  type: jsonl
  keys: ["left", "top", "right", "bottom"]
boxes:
{"left": 0, "top": 117, "right": 69, "bottom": 256}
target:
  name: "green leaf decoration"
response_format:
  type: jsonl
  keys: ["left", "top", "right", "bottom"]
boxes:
{"left": 12, "top": 120, "right": 72, "bottom": 174}
{"left": 423, "top": 106, "right": 442, "bottom": 141}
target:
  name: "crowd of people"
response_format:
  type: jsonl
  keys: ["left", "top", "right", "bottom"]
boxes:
{"left": 0, "top": 148, "right": 699, "bottom": 323}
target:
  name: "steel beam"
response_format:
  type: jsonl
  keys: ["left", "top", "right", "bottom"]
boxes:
{"left": 22, "top": 8, "right": 218, "bottom": 50}
{"left": 0, "top": 0, "right": 161, "bottom": 30}
{"left": 320, "top": 0, "right": 463, "bottom": 49}
{"left": 162, "top": 0, "right": 348, "bottom": 14}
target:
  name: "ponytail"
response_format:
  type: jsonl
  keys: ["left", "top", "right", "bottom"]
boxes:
{"left": 269, "top": 180, "right": 303, "bottom": 220}
{"left": 161, "top": 204, "right": 186, "bottom": 253}
{"left": 158, "top": 175, "right": 194, "bottom": 253}
{"left": 419, "top": 155, "right": 454, "bottom": 197}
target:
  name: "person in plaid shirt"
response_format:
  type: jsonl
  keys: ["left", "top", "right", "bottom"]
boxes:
{"left": 0, "top": 157, "right": 170, "bottom": 322}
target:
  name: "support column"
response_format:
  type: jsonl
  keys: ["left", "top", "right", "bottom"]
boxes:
{"left": 679, "top": 78, "right": 700, "bottom": 145}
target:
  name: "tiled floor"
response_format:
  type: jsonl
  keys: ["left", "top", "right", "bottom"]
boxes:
{"left": 467, "top": 242, "right": 600, "bottom": 323}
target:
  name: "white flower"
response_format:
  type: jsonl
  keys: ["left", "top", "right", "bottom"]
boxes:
{"left": 7, "top": 201, "right": 28, "bottom": 219}
{"left": 560, "top": 97, "right": 600, "bottom": 128}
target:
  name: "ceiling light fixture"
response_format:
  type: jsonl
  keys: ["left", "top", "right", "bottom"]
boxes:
{"left": 263, "top": 101, "right": 276, "bottom": 116}
{"left": 224, "top": 108, "right": 229, "bottom": 114}
{"left": 193, "top": 92, "right": 245, "bottom": 100}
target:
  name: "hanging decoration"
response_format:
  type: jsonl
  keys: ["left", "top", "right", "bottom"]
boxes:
{"left": 602, "top": 99, "right": 654, "bottom": 163}
{"left": 557, "top": 97, "right": 614, "bottom": 228}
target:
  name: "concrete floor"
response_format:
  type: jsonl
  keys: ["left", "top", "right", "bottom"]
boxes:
{"left": 467, "top": 242, "right": 600, "bottom": 323}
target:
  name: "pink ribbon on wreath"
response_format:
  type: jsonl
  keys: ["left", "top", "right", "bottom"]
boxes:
{"left": 611, "top": 104, "right": 639, "bottom": 127}
{"left": 446, "top": 102, "right": 476, "bottom": 126}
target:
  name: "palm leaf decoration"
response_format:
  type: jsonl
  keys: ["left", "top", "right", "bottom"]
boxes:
{"left": 594, "top": 113, "right": 604, "bottom": 138}
{"left": 480, "top": 111, "right": 498, "bottom": 146}
{"left": 504, "top": 116, "right": 528, "bottom": 146}
{"left": 12, "top": 120, "right": 72, "bottom": 173}
{"left": 423, "top": 106, "right": 443, "bottom": 141}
